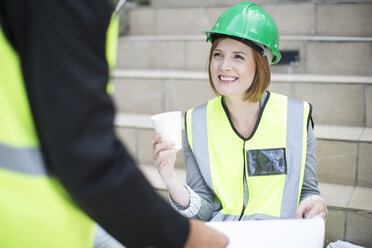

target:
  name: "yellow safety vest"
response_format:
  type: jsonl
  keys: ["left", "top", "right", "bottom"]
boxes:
{"left": 0, "top": 15, "right": 118, "bottom": 248}
{"left": 186, "top": 92, "right": 310, "bottom": 221}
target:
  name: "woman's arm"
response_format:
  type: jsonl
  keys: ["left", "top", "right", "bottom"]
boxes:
{"left": 163, "top": 131, "right": 215, "bottom": 221}
{"left": 296, "top": 124, "right": 327, "bottom": 220}
{"left": 300, "top": 125, "right": 321, "bottom": 200}
{"left": 152, "top": 134, "right": 190, "bottom": 207}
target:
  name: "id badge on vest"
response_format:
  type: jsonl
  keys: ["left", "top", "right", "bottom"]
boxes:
{"left": 246, "top": 148, "right": 287, "bottom": 176}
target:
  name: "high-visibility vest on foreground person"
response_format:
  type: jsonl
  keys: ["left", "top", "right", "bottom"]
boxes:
{"left": 0, "top": 26, "right": 92, "bottom": 248}
{"left": 0, "top": 14, "right": 120, "bottom": 248}
{"left": 0, "top": 1, "right": 229, "bottom": 247}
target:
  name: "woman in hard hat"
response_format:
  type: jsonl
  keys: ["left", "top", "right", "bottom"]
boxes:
{"left": 152, "top": 2, "right": 327, "bottom": 222}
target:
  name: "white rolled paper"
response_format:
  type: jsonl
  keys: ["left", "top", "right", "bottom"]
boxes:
{"left": 206, "top": 216, "right": 325, "bottom": 248}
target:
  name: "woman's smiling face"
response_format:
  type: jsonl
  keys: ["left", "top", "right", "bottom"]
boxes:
{"left": 209, "top": 38, "right": 256, "bottom": 99}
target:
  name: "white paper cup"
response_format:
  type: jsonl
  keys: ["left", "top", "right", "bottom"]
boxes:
{"left": 150, "top": 111, "right": 182, "bottom": 150}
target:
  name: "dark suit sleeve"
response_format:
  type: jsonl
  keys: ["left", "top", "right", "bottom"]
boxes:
{"left": 0, "top": 0, "right": 189, "bottom": 247}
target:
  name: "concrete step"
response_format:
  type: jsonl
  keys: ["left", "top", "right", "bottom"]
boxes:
{"left": 127, "top": 3, "right": 372, "bottom": 37}
{"left": 136, "top": 163, "right": 372, "bottom": 247}
{"left": 112, "top": 69, "right": 372, "bottom": 127}
{"left": 114, "top": 112, "right": 372, "bottom": 188}
{"left": 116, "top": 35, "right": 372, "bottom": 76}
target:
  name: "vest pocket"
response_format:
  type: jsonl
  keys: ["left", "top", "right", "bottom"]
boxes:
{"left": 246, "top": 148, "right": 287, "bottom": 176}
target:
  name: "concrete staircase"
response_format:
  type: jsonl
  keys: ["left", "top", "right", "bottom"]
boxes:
{"left": 113, "top": 0, "right": 372, "bottom": 246}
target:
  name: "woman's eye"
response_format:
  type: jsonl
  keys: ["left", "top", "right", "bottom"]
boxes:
{"left": 235, "top": 55, "right": 244, "bottom": 60}
{"left": 213, "top": 52, "right": 222, "bottom": 57}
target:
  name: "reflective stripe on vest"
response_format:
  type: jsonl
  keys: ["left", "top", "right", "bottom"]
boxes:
{"left": 0, "top": 143, "right": 47, "bottom": 175}
{"left": 0, "top": 14, "right": 122, "bottom": 247}
{"left": 186, "top": 92, "right": 309, "bottom": 221}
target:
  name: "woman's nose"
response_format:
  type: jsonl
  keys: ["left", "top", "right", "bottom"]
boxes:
{"left": 220, "top": 58, "right": 232, "bottom": 71}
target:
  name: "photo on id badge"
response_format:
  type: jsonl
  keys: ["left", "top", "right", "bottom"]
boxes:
{"left": 247, "top": 148, "right": 287, "bottom": 176}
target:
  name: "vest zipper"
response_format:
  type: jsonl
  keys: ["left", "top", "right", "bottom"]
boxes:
{"left": 239, "top": 143, "right": 249, "bottom": 220}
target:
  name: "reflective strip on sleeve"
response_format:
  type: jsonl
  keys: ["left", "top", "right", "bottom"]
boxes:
{"left": 0, "top": 143, "right": 47, "bottom": 176}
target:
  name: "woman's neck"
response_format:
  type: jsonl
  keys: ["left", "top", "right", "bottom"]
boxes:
{"left": 224, "top": 95, "right": 260, "bottom": 139}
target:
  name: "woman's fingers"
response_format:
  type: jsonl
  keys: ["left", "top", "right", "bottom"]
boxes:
{"left": 151, "top": 134, "right": 179, "bottom": 181}
{"left": 155, "top": 149, "right": 177, "bottom": 164}
{"left": 154, "top": 147, "right": 178, "bottom": 180}
{"left": 151, "top": 134, "right": 162, "bottom": 149}
{"left": 295, "top": 201, "right": 310, "bottom": 219}
{"left": 296, "top": 199, "right": 327, "bottom": 220}
{"left": 306, "top": 200, "right": 327, "bottom": 219}
{"left": 152, "top": 139, "right": 176, "bottom": 160}
{"left": 304, "top": 204, "right": 320, "bottom": 218}
{"left": 152, "top": 138, "right": 177, "bottom": 165}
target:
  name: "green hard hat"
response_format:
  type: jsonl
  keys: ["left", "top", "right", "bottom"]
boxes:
{"left": 203, "top": 2, "right": 281, "bottom": 64}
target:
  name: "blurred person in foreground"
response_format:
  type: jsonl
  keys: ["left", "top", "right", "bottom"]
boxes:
{"left": 152, "top": 1, "right": 327, "bottom": 223}
{"left": 0, "top": 0, "right": 228, "bottom": 247}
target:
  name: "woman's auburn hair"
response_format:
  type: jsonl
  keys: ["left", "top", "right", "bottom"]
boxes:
{"left": 207, "top": 37, "right": 271, "bottom": 102}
